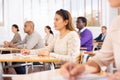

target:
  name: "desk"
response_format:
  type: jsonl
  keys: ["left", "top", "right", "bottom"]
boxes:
{"left": 0, "top": 53, "right": 59, "bottom": 77}
{"left": 84, "top": 51, "right": 96, "bottom": 56}
{"left": 11, "top": 69, "right": 109, "bottom": 80}
{"left": 0, "top": 54, "right": 59, "bottom": 62}
{"left": 93, "top": 42, "right": 103, "bottom": 50}
{"left": 0, "top": 48, "right": 21, "bottom": 54}
{"left": 80, "top": 47, "right": 87, "bottom": 51}
{"left": 94, "top": 42, "right": 103, "bottom": 45}
{"left": 11, "top": 69, "right": 60, "bottom": 80}
{"left": 0, "top": 48, "right": 20, "bottom": 51}
{"left": 97, "top": 42, "right": 103, "bottom": 45}
{"left": 81, "top": 51, "right": 97, "bottom": 63}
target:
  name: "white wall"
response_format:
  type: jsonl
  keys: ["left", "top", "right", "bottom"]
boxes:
{"left": 0, "top": 0, "right": 118, "bottom": 43}
{"left": 0, "top": 0, "right": 25, "bottom": 43}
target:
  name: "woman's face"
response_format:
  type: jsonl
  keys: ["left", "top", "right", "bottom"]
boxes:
{"left": 12, "top": 26, "right": 17, "bottom": 33}
{"left": 44, "top": 27, "right": 50, "bottom": 34}
{"left": 109, "top": 0, "right": 120, "bottom": 7}
{"left": 54, "top": 14, "right": 68, "bottom": 31}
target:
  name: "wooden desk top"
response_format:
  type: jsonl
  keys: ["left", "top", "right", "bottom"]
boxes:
{"left": 84, "top": 51, "right": 96, "bottom": 56}
{"left": 80, "top": 47, "right": 87, "bottom": 50}
{"left": 0, "top": 54, "right": 59, "bottom": 62}
{"left": 94, "top": 42, "right": 103, "bottom": 45}
{"left": 0, "top": 47, "right": 21, "bottom": 51}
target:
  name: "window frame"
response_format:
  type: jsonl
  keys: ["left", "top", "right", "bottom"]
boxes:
{"left": 0, "top": 0, "right": 4, "bottom": 27}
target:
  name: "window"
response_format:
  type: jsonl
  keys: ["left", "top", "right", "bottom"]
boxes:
{"left": 0, "top": 0, "right": 4, "bottom": 26}
{"left": 72, "top": 0, "right": 102, "bottom": 27}
{"left": 22, "top": 0, "right": 102, "bottom": 27}
{"left": 86, "top": 0, "right": 102, "bottom": 26}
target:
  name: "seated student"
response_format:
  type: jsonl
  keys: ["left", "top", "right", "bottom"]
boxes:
{"left": 12, "top": 21, "right": 44, "bottom": 74}
{"left": 13, "top": 21, "right": 44, "bottom": 49}
{"left": 22, "top": 9, "right": 80, "bottom": 67}
{"left": 44, "top": 26, "right": 54, "bottom": 46}
{"left": 61, "top": 0, "right": 120, "bottom": 80}
{"left": 94, "top": 26, "right": 107, "bottom": 42}
{"left": 76, "top": 17, "right": 93, "bottom": 51}
{"left": 4, "top": 24, "right": 21, "bottom": 47}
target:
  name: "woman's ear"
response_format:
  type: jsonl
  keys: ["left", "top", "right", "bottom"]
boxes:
{"left": 64, "top": 20, "right": 69, "bottom": 26}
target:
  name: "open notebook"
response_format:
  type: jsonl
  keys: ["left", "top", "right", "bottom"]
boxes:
{"left": 51, "top": 74, "right": 107, "bottom": 80}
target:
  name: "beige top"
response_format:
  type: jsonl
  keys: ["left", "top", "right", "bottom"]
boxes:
{"left": 11, "top": 33, "right": 21, "bottom": 44}
{"left": 92, "top": 15, "right": 120, "bottom": 70}
{"left": 31, "top": 31, "right": 80, "bottom": 63}
{"left": 15, "top": 31, "right": 44, "bottom": 49}
{"left": 44, "top": 34, "right": 54, "bottom": 46}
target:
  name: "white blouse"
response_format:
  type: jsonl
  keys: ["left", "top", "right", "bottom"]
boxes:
{"left": 44, "top": 34, "right": 54, "bottom": 46}
{"left": 31, "top": 31, "right": 80, "bottom": 63}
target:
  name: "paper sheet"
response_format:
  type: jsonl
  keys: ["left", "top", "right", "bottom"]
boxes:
{"left": 15, "top": 54, "right": 33, "bottom": 58}
{"left": 50, "top": 74, "right": 107, "bottom": 80}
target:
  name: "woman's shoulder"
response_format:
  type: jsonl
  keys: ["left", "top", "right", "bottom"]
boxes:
{"left": 15, "top": 33, "right": 21, "bottom": 36}
{"left": 68, "top": 31, "right": 79, "bottom": 37}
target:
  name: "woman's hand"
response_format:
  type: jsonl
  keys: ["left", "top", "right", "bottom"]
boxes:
{"left": 37, "top": 50, "right": 50, "bottom": 56}
{"left": 108, "top": 71, "right": 120, "bottom": 80}
{"left": 21, "top": 49, "right": 30, "bottom": 55}
{"left": 4, "top": 41, "right": 10, "bottom": 47}
{"left": 9, "top": 42, "right": 14, "bottom": 47}
{"left": 61, "top": 62, "right": 85, "bottom": 80}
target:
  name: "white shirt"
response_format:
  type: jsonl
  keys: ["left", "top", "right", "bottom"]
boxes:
{"left": 44, "top": 34, "right": 54, "bottom": 46}
{"left": 101, "top": 33, "right": 106, "bottom": 40}
{"left": 80, "top": 27, "right": 87, "bottom": 33}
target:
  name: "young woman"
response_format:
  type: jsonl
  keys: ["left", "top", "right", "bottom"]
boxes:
{"left": 61, "top": 0, "right": 120, "bottom": 80}
{"left": 4, "top": 24, "right": 21, "bottom": 47}
{"left": 44, "top": 26, "right": 54, "bottom": 46}
{"left": 22, "top": 9, "right": 80, "bottom": 66}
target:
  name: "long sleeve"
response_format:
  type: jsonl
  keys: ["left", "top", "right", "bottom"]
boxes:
{"left": 91, "top": 32, "right": 114, "bottom": 67}
{"left": 94, "top": 34, "right": 102, "bottom": 41}
{"left": 11, "top": 33, "right": 21, "bottom": 44}
{"left": 47, "top": 34, "right": 54, "bottom": 46}
{"left": 30, "top": 34, "right": 56, "bottom": 54}
{"left": 81, "top": 31, "right": 92, "bottom": 46}
{"left": 17, "top": 35, "right": 44, "bottom": 49}
{"left": 14, "top": 36, "right": 27, "bottom": 48}
{"left": 50, "top": 32, "right": 80, "bottom": 63}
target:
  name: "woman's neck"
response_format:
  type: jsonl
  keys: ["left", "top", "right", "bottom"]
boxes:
{"left": 59, "top": 28, "right": 70, "bottom": 39}
{"left": 46, "top": 32, "right": 50, "bottom": 35}
{"left": 14, "top": 32, "right": 18, "bottom": 34}
{"left": 60, "top": 28, "right": 67, "bottom": 35}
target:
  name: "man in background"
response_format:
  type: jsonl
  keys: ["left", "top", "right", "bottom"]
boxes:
{"left": 12, "top": 21, "right": 44, "bottom": 74}
{"left": 14, "top": 21, "right": 44, "bottom": 49}
{"left": 76, "top": 17, "right": 93, "bottom": 51}
{"left": 94, "top": 26, "right": 107, "bottom": 42}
